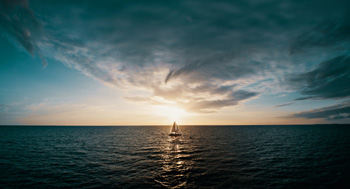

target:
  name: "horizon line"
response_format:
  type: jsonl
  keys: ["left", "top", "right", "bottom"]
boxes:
{"left": 1, "top": 124, "right": 349, "bottom": 126}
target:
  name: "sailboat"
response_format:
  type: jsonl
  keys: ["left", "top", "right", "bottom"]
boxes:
{"left": 169, "top": 121, "right": 181, "bottom": 136}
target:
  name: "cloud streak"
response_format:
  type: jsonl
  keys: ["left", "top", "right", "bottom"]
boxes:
{"left": 288, "top": 101, "right": 350, "bottom": 120}
{"left": 290, "top": 15, "right": 350, "bottom": 54}
{"left": 0, "top": 0, "right": 47, "bottom": 65}
{"left": 286, "top": 55, "right": 350, "bottom": 100}
{"left": 274, "top": 102, "right": 295, "bottom": 108}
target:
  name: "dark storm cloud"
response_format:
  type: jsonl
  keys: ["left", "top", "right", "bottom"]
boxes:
{"left": 2, "top": 0, "right": 350, "bottom": 113}
{"left": 289, "top": 101, "right": 350, "bottom": 120}
{"left": 287, "top": 55, "right": 350, "bottom": 100}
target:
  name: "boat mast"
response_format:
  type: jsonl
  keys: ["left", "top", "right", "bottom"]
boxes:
{"left": 171, "top": 121, "right": 176, "bottom": 132}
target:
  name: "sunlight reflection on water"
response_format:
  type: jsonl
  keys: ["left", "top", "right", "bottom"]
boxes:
{"left": 155, "top": 136, "right": 194, "bottom": 188}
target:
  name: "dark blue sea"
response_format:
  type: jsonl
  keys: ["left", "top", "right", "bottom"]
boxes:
{"left": 1, "top": 125, "right": 350, "bottom": 188}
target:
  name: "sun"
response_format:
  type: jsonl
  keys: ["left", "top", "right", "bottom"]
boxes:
{"left": 153, "top": 105, "right": 188, "bottom": 123}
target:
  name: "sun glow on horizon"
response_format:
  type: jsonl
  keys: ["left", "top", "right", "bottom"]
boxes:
{"left": 152, "top": 105, "right": 190, "bottom": 124}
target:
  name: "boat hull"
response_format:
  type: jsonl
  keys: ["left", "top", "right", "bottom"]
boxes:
{"left": 169, "top": 133, "right": 181, "bottom": 136}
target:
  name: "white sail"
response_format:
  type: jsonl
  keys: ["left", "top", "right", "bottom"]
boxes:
{"left": 175, "top": 123, "right": 180, "bottom": 132}
{"left": 171, "top": 122, "right": 176, "bottom": 132}
{"left": 169, "top": 121, "right": 181, "bottom": 136}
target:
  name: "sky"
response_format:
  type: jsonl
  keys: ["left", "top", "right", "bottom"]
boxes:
{"left": 0, "top": 0, "right": 350, "bottom": 125}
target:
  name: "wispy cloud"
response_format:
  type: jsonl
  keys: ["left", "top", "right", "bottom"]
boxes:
{"left": 274, "top": 102, "right": 295, "bottom": 108}
{"left": 288, "top": 101, "right": 350, "bottom": 120}
{"left": 290, "top": 15, "right": 350, "bottom": 54}
{"left": 0, "top": 0, "right": 47, "bottom": 66}
{"left": 286, "top": 55, "right": 350, "bottom": 100}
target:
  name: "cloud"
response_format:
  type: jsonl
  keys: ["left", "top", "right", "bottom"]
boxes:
{"left": 288, "top": 101, "right": 350, "bottom": 120}
{"left": 164, "top": 52, "right": 267, "bottom": 84}
{"left": 180, "top": 89, "right": 258, "bottom": 113}
{"left": 290, "top": 15, "right": 350, "bottom": 54}
{"left": 0, "top": 0, "right": 47, "bottom": 66}
{"left": 274, "top": 102, "right": 295, "bottom": 108}
{"left": 126, "top": 83, "right": 258, "bottom": 113}
{"left": 2, "top": 0, "right": 350, "bottom": 113}
{"left": 285, "top": 9, "right": 350, "bottom": 102}
{"left": 0, "top": 0, "right": 37, "bottom": 53}
{"left": 286, "top": 55, "right": 350, "bottom": 100}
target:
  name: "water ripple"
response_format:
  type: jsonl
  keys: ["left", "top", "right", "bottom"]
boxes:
{"left": 1, "top": 125, "right": 350, "bottom": 188}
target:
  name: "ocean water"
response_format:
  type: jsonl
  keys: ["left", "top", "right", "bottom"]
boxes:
{"left": 1, "top": 125, "right": 350, "bottom": 188}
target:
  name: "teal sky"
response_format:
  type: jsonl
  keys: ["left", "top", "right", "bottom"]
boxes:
{"left": 1, "top": 0, "right": 349, "bottom": 125}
